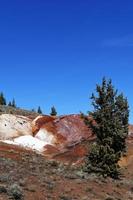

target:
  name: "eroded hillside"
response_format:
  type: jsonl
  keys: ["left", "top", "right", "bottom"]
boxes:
{"left": 0, "top": 140, "right": 133, "bottom": 200}
{"left": 0, "top": 107, "right": 133, "bottom": 199}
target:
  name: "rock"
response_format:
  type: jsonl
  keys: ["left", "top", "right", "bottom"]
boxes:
{"left": 3, "top": 135, "right": 47, "bottom": 152}
{"left": 32, "top": 114, "right": 93, "bottom": 147}
{"left": 1, "top": 112, "right": 132, "bottom": 165}
{"left": 32, "top": 114, "right": 94, "bottom": 163}
{"left": 0, "top": 114, "right": 32, "bottom": 139}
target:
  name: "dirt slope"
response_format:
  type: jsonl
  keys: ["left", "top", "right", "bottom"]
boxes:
{"left": 0, "top": 107, "right": 133, "bottom": 200}
{"left": 0, "top": 141, "right": 133, "bottom": 200}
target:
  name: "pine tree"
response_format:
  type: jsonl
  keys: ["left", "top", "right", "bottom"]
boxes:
{"left": 31, "top": 108, "right": 35, "bottom": 112}
{"left": 8, "top": 101, "right": 12, "bottom": 106}
{"left": 37, "top": 106, "right": 42, "bottom": 114}
{"left": 84, "top": 77, "right": 129, "bottom": 178}
{"left": 0, "top": 92, "right": 6, "bottom": 105}
{"left": 11, "top": 98, "right": 16, "bottom": 108}
{"left": 50, "top": 106, "right": 57, "bottom": 116}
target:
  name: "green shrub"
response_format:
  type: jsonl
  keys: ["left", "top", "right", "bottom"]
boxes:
{"left": 8, "top": 183, "right": 23, "bottom": 199}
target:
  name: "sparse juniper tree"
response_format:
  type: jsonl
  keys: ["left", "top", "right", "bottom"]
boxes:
{"left": 84, "top": 77, "right": 129, "bottom": 178}
{"left": 37, "top": 106, "right": 42, "bottom": 114}
{"left": 11, "top": 98, "right": 16, "bottom": 108}
{"left": 8, "top": 101, "right": 12, "bottom": 106}
{"left": 0, "top": 92, "right": 6, "bottom": 105}
{"left": 50, "top": 106, "right": 57, "bottom": 116}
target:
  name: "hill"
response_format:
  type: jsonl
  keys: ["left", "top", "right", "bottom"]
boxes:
{"left": 0, "top": 105, "right": 39, "bottom": 119}
{"left": 0, "top": 140, "right": 133, "bottom": 200}
{"left": 0, "top": 106, "right": 133, "bottom": 199}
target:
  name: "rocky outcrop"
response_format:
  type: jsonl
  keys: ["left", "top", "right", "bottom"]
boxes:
{"left": 31, "top": 115, "right": 94, "bottom": 162}
{"left": 1, "top": 113, "right": 133, "bottom": 164}
{"left": 0, "top": 114, "right": 94, "bottom": 162}
{"left": 0, "top": 114, "right": 32, "bottom": 139}
{"left": 32, "top": 114, "right": 93, "bottom": 147}
{"left": 3, "top": 135, "right": 47, "bottom": 152}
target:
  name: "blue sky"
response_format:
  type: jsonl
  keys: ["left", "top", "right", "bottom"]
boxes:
{"left": 0, "top": 0, "right": 133, "bottom": 122}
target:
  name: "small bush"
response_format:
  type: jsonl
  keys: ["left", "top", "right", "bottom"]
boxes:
{"left": 105, "top": 197, "right": 115, "bottom": 200}
{"left": 8, "top": 183, "right": 23, "bottom": 199}
{"left": 130, "top": 187, "right": 133, "bottom": 192}
{"left": 0, "top": 174, "right": 10, "bottom": 183}
{"left": 0, "top": 185, "right": 7, "bottom": 193}
{"left": 59, "top": 196, "right": 72, "bottom": 200}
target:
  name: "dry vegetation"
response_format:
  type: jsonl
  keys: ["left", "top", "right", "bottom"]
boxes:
{"left": 0, "top": 106, "right": 133, "bottom": 199}
{"left": 0, "top": 105, "right": 39, "bottom": 120}
{"left": 0, "top": 141, "right": 133, "bottom": 200}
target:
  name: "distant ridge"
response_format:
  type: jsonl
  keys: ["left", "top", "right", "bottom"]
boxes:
{"left": 0, "top": 105, "right": 39, "bottom": 119}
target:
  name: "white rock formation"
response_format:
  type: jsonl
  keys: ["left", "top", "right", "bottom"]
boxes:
{"left": 0, "top": 114, "right": 32, "bottom": 139}
{"left": 3, "top": 135, "right": 46, "bottom": 152}
{"left": 35, "top": 128, "right": 56, "bottom": 145}
{"left": 0, "top": 114, "right": 56, "bottom": 152}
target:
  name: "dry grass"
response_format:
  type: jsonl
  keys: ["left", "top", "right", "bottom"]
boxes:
{"left": 0, "top": 141, "right": 133, "bottom": 200}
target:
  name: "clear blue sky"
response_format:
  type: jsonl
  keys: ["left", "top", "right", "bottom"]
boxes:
{"left": 0, "top": 0, "right": 133, "bottom": 122}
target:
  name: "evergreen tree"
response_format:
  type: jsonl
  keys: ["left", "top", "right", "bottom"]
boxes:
{"left": 84, "top": 77, "right": 129, "bottom": 178}
{"left": 31, "top": 108, "right": 35, "bottom": 112}
{"left": 0, "top": 92, "right": 6, "bottom": 105}
{"left": 50, "top": 106, "right": 57, "bottom": 116}
{"left": 37, "top": 106, "right": 42, "bottom": 114}
{"left": 11, "top": 98, "right": 16, "bottom": 108}
{"left": 8, "top": 101, "right": 12, "bottom": 106}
